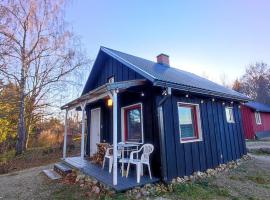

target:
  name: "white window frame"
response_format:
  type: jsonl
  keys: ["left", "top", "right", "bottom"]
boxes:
{"left": 108, "top": 76, "right": 115, "bottom": 83}
{"left": 121, "top": 103, "right": 144, "bottom": 144}
{"left": 255, "top": 111, "right": 262, "bottom": 125}
{"left": 225, "top": 107, "right": 235, "bottom": 123}
{"left": 177, "top": 102, "right": 203, "bottom": 143}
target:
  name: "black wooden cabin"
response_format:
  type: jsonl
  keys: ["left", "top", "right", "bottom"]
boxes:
{"left": 62, "top": 46, "right": 249, "bottom": 184}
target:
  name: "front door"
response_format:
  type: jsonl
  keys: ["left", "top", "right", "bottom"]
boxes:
{"left": 90, "top": 108, "right": 101, "bottom": 156}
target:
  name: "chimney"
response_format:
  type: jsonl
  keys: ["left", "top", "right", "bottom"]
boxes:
{"left": 157, "top": 53, "right": 170, "bottom": 66}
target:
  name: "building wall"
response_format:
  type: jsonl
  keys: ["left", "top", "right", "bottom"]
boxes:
{"left": 241, "top": 106, "right": 254, "bottom": 139}
{"left": 159, "top": 93, "right": 247, "bottom": 181}
{"left": 241, "top": 105, "right": 270, "bottom": 139}
{"left": 83, "top": 56, "right": 145, "bottom": 93}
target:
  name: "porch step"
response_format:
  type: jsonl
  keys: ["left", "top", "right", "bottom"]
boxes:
{"left": 54, "top": 162, "right": 72, "bottom": 176}
{"left": 43, "top": 169, "right": 62, "bottom": 180}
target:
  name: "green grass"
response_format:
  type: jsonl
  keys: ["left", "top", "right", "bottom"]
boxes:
{"left": 51, "top": 184, "right": 89, "bottom": 200}
{"left": 246, "top": 174, "right": 270, "bottom": 185}
{"left": 166, "top": 181, "right": 232, "bottom": 200}
{"left": 0, "top": 150, "right": 15, "bottom": 163}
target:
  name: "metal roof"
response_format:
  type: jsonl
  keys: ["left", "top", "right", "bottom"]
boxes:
{"left": 61, "top": 79, "right": 146, "bottom": 110}
{"left": 244, "top": 101, "right": 270, "bottom": 113}
{"left": 100, "top": 47, "right": 249, "bottom": 101}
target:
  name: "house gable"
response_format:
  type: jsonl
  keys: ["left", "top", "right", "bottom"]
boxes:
{"left": 82, "top": 49, "right": 146, "bottom": 94}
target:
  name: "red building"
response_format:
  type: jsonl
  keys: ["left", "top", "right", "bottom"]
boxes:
{"left": 241, "top": 102, "right": 270, "bottom": 139}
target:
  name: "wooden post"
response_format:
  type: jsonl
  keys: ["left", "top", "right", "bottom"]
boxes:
{"left": 81, "top": 103, "right": 86, "bottom": 159}
{"left": 63, "top": 109, "right": 68, "bottom": 159}
{"left": 112, "top": 90, "right": 118, "bottom": 185}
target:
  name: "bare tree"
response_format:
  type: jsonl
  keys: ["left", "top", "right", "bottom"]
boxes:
{"left": 219, "top": 73, "right": 231, "bottom": 88}
{"left": 0, "top": 0, "right": 89, "bottom": 154}
{"left": 235, "top": 62, "right": 270, "bottom": 104}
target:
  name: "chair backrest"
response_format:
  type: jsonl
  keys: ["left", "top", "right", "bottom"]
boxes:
{"left": 140, "top": 144, "right": 154, "bottom": 163}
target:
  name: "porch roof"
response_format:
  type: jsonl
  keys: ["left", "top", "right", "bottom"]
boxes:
{"left": 61, "top": 79, "right": 147, "bottom": 110}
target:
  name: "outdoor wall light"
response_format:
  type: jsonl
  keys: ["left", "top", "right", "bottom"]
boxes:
{"left": 107, "top": 98, "right": 113, "bottom": 107}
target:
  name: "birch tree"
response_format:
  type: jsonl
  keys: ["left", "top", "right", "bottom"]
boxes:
{"left": 0, "top": 0, "right": 89, "bottom": 154}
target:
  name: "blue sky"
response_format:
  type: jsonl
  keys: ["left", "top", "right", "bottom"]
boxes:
{"left": 65, "top": 0, "right": 270, "bottom": 84}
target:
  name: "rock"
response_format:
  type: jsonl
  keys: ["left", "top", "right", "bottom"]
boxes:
{"left": 75, "top": 174, "right": 85, "bottom": 182}
{"left": 92, "top": 179, "right": 98, "bottom": 185}
{"left": 177, "top": 177, "right": 184, "bottom": 183}
{"left": 135, "top": 192, "right": 142, "bottom": 199}
{"left": 85, "top": 177, "right": 92, "bottom": 183}
{"left": 92, "top": 186, "right": 100, "bottom": 194}
{"left": 184, "top": 176, "right": 189, "bottom": 181}
{"left": 141, "top": 188, "right": 149, "bottom": 196}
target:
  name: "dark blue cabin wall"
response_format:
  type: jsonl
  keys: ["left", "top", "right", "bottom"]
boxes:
{"left": 160, "top": 92, "right": 246, "bottom": 181}
{"left": 85, "top": 57, "right": 145, "bottom": 93}
{"left": 119, "top": 87, "right": 162, "bottom": 177}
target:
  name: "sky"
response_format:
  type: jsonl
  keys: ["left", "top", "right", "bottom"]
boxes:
{"left": 65, "top": 0, "right": 270, "bottom": 85}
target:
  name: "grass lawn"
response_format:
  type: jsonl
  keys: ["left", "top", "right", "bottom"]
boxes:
{"left": 0, "top": 145, "right": 80, "bottom": 174}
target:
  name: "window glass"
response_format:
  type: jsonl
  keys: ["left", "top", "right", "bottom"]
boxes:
{"left": 124, "top": 105, "right": 142, "bottom": 143}
{"left": 178, "top": 103, "right": 202, "bottom": 142}
{"left": 178, "top": 106, "right": 196, "bottom": 138}
{"left": 225, "top": 107, "right": 234, "bottom": 123}
{"left": 255, "top": 112, "right": 261, "bottom": 124}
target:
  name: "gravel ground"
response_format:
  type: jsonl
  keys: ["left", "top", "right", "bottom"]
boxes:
{"left": 0, "top": 165, "right": 57, "bottom": 200}
{"left": 246, "top": 140, "right": 270, "bottom": 150}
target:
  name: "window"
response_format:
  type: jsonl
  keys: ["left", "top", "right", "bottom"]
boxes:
{"left": 225, "top": 107, "right": 234, "bottom": 123}
{"left": 177, "top": 102, "right": 202, "bottom": 143}
{"left": 108, "top": 76, "right": 114, "bottom": 83}
{"left": 122, "top": 103, "right": 143, "bottom": 143}
{"left": 255, "top": 112, "right": 262, "bottom": 125}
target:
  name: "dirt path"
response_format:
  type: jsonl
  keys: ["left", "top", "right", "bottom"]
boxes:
{"left": 0, "top": 165, "right": 56, "bottom": 200}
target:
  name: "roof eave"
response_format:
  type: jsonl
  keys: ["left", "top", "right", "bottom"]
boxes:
{"left": 153, "top": 80, "right": 250, "bottom": 102}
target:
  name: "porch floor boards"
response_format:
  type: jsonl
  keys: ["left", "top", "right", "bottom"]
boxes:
{"left": 63, "top": 156, "right": 159, "bottom": 191}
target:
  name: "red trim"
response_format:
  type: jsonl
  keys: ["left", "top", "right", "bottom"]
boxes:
{"left": 178, "top": 103, "right": 199, "bottom": 141}
{"left": 123, "top": 104, "right": 142, "bottom": 142}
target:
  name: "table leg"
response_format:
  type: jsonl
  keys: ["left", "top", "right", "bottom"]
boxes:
{"left": 121, "top": 148, "right": 124, "bottom": 177}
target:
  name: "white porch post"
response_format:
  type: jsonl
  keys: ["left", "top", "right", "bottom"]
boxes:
{"left": 63, "top": 109, "right": 68, "bottom": 159}
{"left": 112, "top": 90, "right": 118, "bottom": 185}
{"left": 81, "top": 103, "right": 86, "bottom": 159}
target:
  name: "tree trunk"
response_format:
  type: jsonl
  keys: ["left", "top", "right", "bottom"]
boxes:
{"left": 15, "top": 66, "right": 27, "bottom": 155}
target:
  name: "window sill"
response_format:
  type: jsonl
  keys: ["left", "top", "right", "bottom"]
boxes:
{"left": 180, "top": 138, "right": 203, "bottom": 144}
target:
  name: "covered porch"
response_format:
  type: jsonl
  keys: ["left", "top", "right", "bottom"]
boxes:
{"left": 63, "top": 156, "right": 159, "bottom": 191}
{"left": 60, "top": 79, "right": 160, "bottom": 190}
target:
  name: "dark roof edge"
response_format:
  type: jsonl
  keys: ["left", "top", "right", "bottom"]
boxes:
{"left": 154, "top": 80, "right": 250, "bottom": 102}
{"left": 101, "top": 47, "right": 156, "bottom": 82}
{"left": 244, "top": 102, "right": 270, "bottom": 113}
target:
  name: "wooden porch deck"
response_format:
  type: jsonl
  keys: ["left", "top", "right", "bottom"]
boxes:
{"left": 62, "top": 156, "right": 159, "bottom": 191}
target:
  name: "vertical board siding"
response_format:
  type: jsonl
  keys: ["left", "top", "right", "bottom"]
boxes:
{"left": 162, "top": 94, "right": 246, "bottom": 181}
{"left": 242, "top": 105, "right": 270, "bottom": 139}
{"left": 171, "top": 96, "right": 186, "bottom": 177}
{"left": 85, "top": 57, "right": 144, "bottom": 92}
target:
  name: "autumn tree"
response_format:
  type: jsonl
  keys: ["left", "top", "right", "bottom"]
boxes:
{"left": 233, "top": 62, "right": 270, "bottom": 104}
{"left": 0, "top": 0, "right": 89, "bottom": 154}
{"left": 0, "top": 81, "right": 19, "bottom": 153}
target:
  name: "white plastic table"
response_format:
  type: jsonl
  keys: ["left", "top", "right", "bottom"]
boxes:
{"left": 118, "top": 143, "right": 140, "bottom": 176}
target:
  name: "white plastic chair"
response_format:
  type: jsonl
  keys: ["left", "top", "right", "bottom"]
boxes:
{"left": 126, "top": 144, "right": 154, "bottom": 183}
{"left": 102, "top": 146, "right": 122, "bottom": 173}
